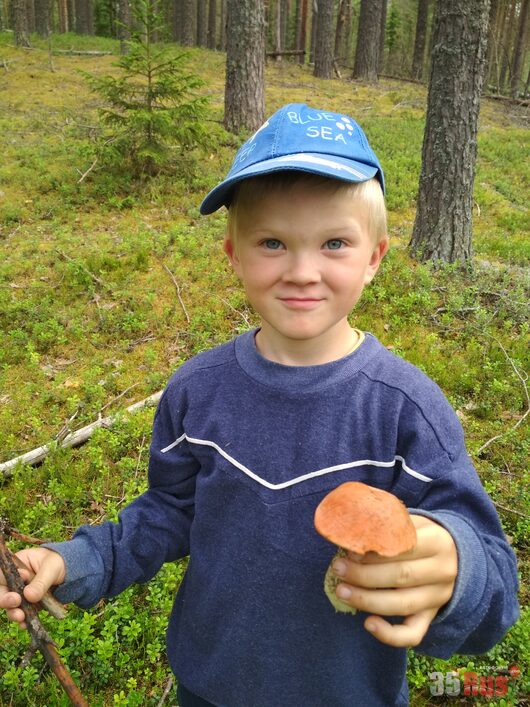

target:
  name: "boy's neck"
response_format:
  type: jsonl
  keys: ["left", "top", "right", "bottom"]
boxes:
{"left": 254, "top": 325, "right": 361, "bottom": 367}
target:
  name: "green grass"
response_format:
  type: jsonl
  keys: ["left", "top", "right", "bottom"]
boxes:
{"left": 0, "top": 31, "right": 528, "bottom": 706}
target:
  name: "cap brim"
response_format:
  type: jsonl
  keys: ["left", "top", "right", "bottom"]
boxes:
{"left": 199, "top": 153, "right": 381, "bottom": 215}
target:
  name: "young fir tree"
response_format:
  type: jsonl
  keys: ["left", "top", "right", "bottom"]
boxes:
{"left": 83, "top": 0, "right": 209, "bottom": 176}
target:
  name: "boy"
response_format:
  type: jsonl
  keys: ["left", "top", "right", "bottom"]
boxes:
{"left": 0, "top": 104, "right": 519, "bottom": 706}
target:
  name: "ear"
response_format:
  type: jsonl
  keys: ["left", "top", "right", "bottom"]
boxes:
{"left": 223, "top": 235, "right": 242, "bottom": 278}
{"left": 364, "top": 236, "right": 389, "bottom": 285}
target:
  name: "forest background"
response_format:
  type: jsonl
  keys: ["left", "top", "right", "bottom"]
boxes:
{"left": 0, "top": 0, "right": 529, "bottom": 705}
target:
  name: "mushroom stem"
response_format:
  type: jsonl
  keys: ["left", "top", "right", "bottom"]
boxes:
{"left": 323, "top": 548, "right": 357, "bottom": 615}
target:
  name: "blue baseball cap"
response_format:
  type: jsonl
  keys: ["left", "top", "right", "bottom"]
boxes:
{"left": 200, "top": 103, "right": 385, "bottom": 215}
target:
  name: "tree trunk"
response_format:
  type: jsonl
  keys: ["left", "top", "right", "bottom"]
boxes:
{"left": 26, "top": 0, "right": 35, "bottom": 32}
{"left": 219, "top": 0, "right": 226, "bottom": 49}
{"left": 172, "top": 0, "right": 181, "bottom": 41}
{"left": 411, "top": 0, "right": 429, "bottom": 79}
{"left": 499, "top": 0, "right": 516, "bottom": 89}
{"left": 65, "top": 0, "right": 73, "bottom": 31}
{"left": 117, "top": 0, "right": 131, "bottom": 54}
{"left": 510, "top": 0, "right": 530, "bottom": 98}
{"left": 313, "top": 0, "right": 334, "bottom": 78}
{"left": 56, "top": 0, "right": 65, "bottom": 32}
{"left": 281, "top": 0, "right": 290, "bottom": 51}
{"left": 181, "top": 0, "right": 195, "bottom": 45}
{"left": 207, "top": 0, "right": 216, "bottom": 48}
{"left": 309, "top": 0, "right": 317, "bottom": 63}
{"left": 295, "top": 0, "right": 308, "bottom": 63}
{"left": 378, "top": 0, "right": 388, "bottom": 72}
{"left": 34, "top": 0, "right": 50, "bottom": 36}
{"left": 13, "top": 0, "right": 31, "bottom": 46}
{"left": 197, "top": 0, "right": 207, "bottom": 45}
{"left": 75, "top": 0, "right": 94, "bottom": 34}
{"left": 486, "top": 0, "right": 499, "bottom": 90}
{"left": 334, "top": 0, "right": 346, "bottom": 62}
{"left": 274, "top": 0, "right": 282, "bottom": 60}
{"left": 353, "top": 0, "right": 383, "bottom": 82}
{"left": 224, "top": 0, "right": 265, "bottom": 133}
{"left": 409, "top": 0, "right": 490, "bottom": 264}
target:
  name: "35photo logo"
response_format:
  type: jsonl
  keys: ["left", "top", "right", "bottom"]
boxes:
{"left": 429, "top": 665, "right": 521, "bottom": 698}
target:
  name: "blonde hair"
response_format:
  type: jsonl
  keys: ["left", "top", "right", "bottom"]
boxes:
{"left": 226, "top": 172, "right": 387, "bottom": 245}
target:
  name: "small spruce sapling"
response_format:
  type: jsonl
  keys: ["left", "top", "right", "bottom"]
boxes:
{"left": 82, "top": 0, "right": 209, "bottom": 176}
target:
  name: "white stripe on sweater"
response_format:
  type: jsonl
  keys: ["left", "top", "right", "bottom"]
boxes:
{"left": 161, "top": 434, "right": 433, "bottom": 489}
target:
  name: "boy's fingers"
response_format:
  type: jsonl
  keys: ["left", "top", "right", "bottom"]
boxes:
{"left": 364, "top": 608, "right": 437, "bottom": 648}
{"left": 335, "top": 582, "right": 453, "bottom": 617}
{"left": 334, "top": 556, "right": 453, "bottom": 589}
{"left": 6, "top": 607, "right": 27, "bottom": 626}
{"left": 0, "top": 590, "right": 23, "bottom": 609}
{"left": 23, "top": 568, "right": 59, "bottom": 603}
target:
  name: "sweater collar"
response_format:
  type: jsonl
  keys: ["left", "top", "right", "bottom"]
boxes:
{"left": 234, "top": 328, "right": 378, "bottom": 394}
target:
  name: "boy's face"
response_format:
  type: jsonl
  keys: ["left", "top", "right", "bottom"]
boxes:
{"left": 224, "top": 182, "right": 388, "bottom": 361}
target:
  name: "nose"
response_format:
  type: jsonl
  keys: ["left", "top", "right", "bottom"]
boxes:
{"left": 282, "top": 252, "right": 321, "bottom": 286}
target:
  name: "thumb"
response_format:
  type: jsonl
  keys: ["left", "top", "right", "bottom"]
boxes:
{"left": 23, "top": 558, "right": 64, "bottom": 604}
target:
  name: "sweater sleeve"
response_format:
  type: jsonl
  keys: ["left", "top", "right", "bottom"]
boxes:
{"left": 407, "top": 451, "right": 519, "bottom": 658}
{"left": 45, "top": 388, "right": 199, "bottom": 608}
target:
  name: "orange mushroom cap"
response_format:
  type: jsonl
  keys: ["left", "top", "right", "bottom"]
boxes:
{"left": 314, "top": 482, "right": 416, "bottom": 556}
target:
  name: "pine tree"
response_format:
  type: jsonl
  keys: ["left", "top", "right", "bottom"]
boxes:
{"left": 410, "top": 0, "right": 491, "bottom": 263}
{"left": 353, "top": 0, "right": 384, "bottom": 82}
{"left": 224, "top": 0, "right": 265, "bottom": 133}
{"left": 313, "top": 0, "right": 334, "bottom": 78}
{"left": 83, "top": 0, "right": 209, "bottom": 176}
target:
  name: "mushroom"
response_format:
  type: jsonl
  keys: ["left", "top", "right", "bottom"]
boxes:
{"left": 314, "top": 482, "right": 417, "bottom": 614}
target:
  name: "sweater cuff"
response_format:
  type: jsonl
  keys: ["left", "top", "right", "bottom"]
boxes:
{"left": 43, "top": 537, "right": 105, "bottom": 608}
{"left": 408, "top": 509, "right": 489, "bottom": 626}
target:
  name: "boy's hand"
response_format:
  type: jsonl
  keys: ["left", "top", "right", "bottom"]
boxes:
{"left": 0, "top": 548, "right": 66, "bottom": 629}
{"left": 331, "top": 515, "right": 457, "bottom": 648}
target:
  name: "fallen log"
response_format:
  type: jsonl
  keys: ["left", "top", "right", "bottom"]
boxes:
{"left": 0, "top": 390, "right": 163, "bottom": 477}
{"left": 53, "top": 49, "right": 113, "bottom": 56}
{"left": 266, "top": 49, "right": 306, "bottom": 57}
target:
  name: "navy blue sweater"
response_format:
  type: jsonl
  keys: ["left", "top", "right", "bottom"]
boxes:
{"left": 49, "top": 330, "right": 519, "bottom": 706}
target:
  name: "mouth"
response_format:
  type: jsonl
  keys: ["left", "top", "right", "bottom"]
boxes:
{"left": 279, "top": 297, "right": 324, "bottom": 310}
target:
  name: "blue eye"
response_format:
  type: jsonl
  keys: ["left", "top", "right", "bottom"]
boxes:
{"left": 263, "top": 239, "right": 282, "bottom": 250}
{"left": 326, "top": 239, "right": 344, "bottom": 250}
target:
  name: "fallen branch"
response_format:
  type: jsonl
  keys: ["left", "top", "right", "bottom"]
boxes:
{"left": 0, "top": 390, "right": 163, "bottom": 477}
{"left": 493, "top": 501, "right": 528, "bottom": 519}
{"left": 163, "top": 263, "right": 190, "bottom": 323}
{"left": 0, "top": 522, "right": 88, "bottom": 706}
{"left": 53, "top": 49, "right": 113, "bottom": 56}
{"left": 55, "top": 249, "right": 107, "bottom": 289}
{"left": 266, "top": 49, "right": 305, "bottom": 57}
{"left": 77, "top": 157, "right": 98, "bottom": 183}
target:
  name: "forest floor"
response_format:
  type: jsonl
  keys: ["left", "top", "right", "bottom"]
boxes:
{"left": 0, "top": 32, "right": 529, "bottom": 706}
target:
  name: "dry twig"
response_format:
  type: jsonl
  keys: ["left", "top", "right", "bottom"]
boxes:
{"left": 163, "top": 263, "right": 190, "bottom": 323}
{"left": 77, "top": 157, "right": 98, "bottom": 183}
{"left": 157, "top": 675, "right": 174, "bottom": 707}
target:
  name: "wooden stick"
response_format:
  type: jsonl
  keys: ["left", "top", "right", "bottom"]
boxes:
{"left": 0, "top": 528, "right": 88, "bottom": 706}
{"left": 0, "top": 390, "right": 163, "bottom": 477}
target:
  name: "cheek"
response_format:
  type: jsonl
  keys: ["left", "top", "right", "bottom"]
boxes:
{"left": 242, "top": 259, "right": 279, "bottom": 286}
